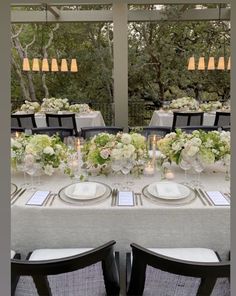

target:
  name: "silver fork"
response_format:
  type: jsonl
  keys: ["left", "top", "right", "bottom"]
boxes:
{"left": 135, "top": 193, "right": 143, "bottom": 206}
{"left": 11, "top": 188, "right": 26, "bottom": 205}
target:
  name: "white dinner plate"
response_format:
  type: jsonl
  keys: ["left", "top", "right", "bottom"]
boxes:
{"left": 64, "top": 182, "right": 107, "bottom": 201}
{"left": 147, "top": 181, "right": 190, "bottom": 200}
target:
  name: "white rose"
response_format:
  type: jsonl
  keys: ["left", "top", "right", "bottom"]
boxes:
{"left": 43, "top": 146, "right": 55, "bottom": 155}
{"left": 121, "top": 134, "right": 132, "bottom": 145}
{"left": 186, "top": 145, "right": 199, "bottom": 157}
{"left": 44, "top": 164, "right": 54, "bottom": 176}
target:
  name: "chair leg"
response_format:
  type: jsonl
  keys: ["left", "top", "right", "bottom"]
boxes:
{"left": 32, "top": 275, "right": 52, "bottom": 296}
{"left": 197, "top": 278, "right": 217, "bottom": 296}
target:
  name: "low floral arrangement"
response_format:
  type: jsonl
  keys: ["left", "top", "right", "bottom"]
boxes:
{"left": 20, "top": 101, "right": 41, "bottom": 113}
{"left": 69, "top": 103, "right": 91, "bottom": 113}
{"left": 199, "top": 101, "right": 222, "bottom": 112}
{"left": 157, "top": 129, "right": 230, "bottom": 167}
{"left": 82, "top": 132, "right": 148, "bottom": 175}
{"left": 11, "top": 134, "right": 73, "bottom": 176}
{"left": 40, "top": 97, "right": 70, "bottom": 113}
{"left": 169, "top": 97, "right": 199, "bottom": 111}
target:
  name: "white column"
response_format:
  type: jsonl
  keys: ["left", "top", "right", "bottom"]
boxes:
{"left": 113, "top": 2, "right": 128, "bottom": 130}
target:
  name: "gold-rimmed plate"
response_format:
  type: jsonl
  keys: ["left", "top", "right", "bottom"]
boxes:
{"left": 142, "top": 184, "right": 196, "bottom": 206}
{"left": 58, "top": 181, "right": 112, "bottom": 206}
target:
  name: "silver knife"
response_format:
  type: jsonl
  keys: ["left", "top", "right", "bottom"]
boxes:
{"left": 111, "top": 189, "right": 115, "bottom": 206}
{"left": 11, "top": 188, "right": 26, "bottom": 205}
{"left": 11, "top": 187, "right": 22, "bottom": 200}
{"left": 198, "top": 188, "right": 213, "bottom": 206}
{"left": 49, "top": 194, "right": 57, "bottom": 206}
{"left": 194, "top": 188, "right": 207, "bottom": 206}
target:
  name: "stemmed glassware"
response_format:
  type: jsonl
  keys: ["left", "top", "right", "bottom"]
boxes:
{"left": 16, "top": 154, "right": 30, "bottom": 188}
{"left": 24, "top": 158, "right": 42, "bottom": 191}
{"left": 121, "top": 159, "right": 135, "bottom": 191}
{"left": 192, "top": 160, "right": 204, "bottom": 187}
{"left": 111, "top": 160, "right": 122, "bottom": 189}
{"left": 179, "top": 158, "right": 192, "bottom": 185}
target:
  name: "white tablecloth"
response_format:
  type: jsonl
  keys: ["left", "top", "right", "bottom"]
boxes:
{"left": 149, "top": 110, "right": 216, "bottom": 127}
{"left": 34, "top": 111, "right": 105, "bottom": 131}
{"left": 11, "top": 165, "right": 230, "bottom": 294}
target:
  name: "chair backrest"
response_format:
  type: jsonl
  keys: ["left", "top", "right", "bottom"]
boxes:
{"left": 129, "top": 126, "right": 172, "bottom": 138}
{"left": 80, "top": 126, "right": 123, "bottom": 139}
{"left": 11, "top": 240, "right": 120, "bottom": 296}
{"left": 45, "top": 113, "right": 78, "bottom": 135}
{"left": 11, "top": 114, "right": 37, "bottom": 129}
{"left": 221, "top": 126, "right": 231, "bottom": 132}
{"left": 172, "top": 112, "right": 204, "bottom": 130}
{"left": 127, "top": 243, "right": 230, "bottom": 296}
{"left": 11, "top": 127, "right": 25, "bottom": 134}
{"left": 31, "top": 127, "right": 74, "bottom": 141}
{"left": 178, "top": 125, "right": 219, "bottom": 134}
{"left": 214, "top": 112, "right": 230, "bottom": 127}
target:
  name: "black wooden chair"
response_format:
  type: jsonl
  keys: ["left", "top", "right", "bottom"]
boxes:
{"left": 31, "top": 127, "right": 74, "bottom": 141}
{"left": 126, "top": 243, "right": 230, "bottom": 296}
{"left": 214, "top": 112, "right": 230, "bottom": 127}
{"left": 129, "top": 126, "right": 172, "bottom": 138}
{"left": 178, "top": 125, "right": 219, "bottom": 134}
{"left": 11, "top": 240, "right": 120, "bottom": 296}
{"left": 45, "top": 113, "right": 79, "bottom": 136}
{"left": 11, "top": 114, "right": 37, "bottom": 129}
{"left": 11, "top": 127, "right": 25, "bottom": 134}
{"left": 221, "top": 126, "right": 231, "bottom": 132}
{"left": 80, "top": 126, "right": 123, "bottom": 139}
{"left": 172, "top": 112, "right": 204, "bottom": 131}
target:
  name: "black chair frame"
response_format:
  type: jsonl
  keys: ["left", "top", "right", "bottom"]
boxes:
{"left": 11, "top": 127, "right": 25, "bottom": 133}
{"left": 12, "top": 240, "right": 120, "bottom": 296}
{"left": 31, "top": 127, "right": 74, "bottom": 141}
{"left": 177, "top": 125, "right": 219, "bottom": 133}
{"left": 80, "top": 126, "right": 123, "bottom": 139}
{"left": 214, "top": 111, "right": 231, "bottom": 127}
{"left": 11, "top": 114, "right": 37, "bottom": 128}
{"left": 126, "top": 243, "right": 230, "bottom": 296}
{"left": 45, "top": 113, "right": 79, "bottom": 136}
{"left": 129, "top": 126, "right": 172, "bottom": 137}
{"left": 172, "top": 112, "right": 204, "bottom": 131}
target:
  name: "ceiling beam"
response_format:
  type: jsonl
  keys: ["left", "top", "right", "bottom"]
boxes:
{"left": 11, "top": 8, "right": 230, "bottom": 23}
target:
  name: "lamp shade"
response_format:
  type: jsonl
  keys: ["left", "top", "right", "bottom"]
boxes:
{"left": 70, "top": 59, "right": 78, "bottom": 72}
{"left": 207, "top": 57, "right": 215, "bottom": 70}
{"left": 217, "top": 57, "right": 225, "bottom": 70}
{"left": 227, "top": 57, "right": 231, "bottom": 70}
{"left": 187, "top": 56, "right": 195, "bottom": 70}
{"left": 198, "top": 57, "right": 205, "bottom": 70}
{"left": 32, "top": 58, "right": 40, "bottom": 71}
{"left": 42, "top": 58, "right": 49, "bottom": 72}
{"left": 22, "top": 58, "right": 30, "bottom": 71}
{"left": 51, "top": 58, "right": 59, "bottom": 72}
{"left": 61, "top": 59, "right": 68, "bottom": 72}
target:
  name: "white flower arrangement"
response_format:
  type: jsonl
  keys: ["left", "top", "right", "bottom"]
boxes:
{"left": 157, "top": 129, "right": 230, "bottom": 168}
{"left": 69, "top": 104, "right": 91, "bottom": 114}
{"left": 40, "top": 98, "right": 70, "bottom": 113}
{"left": 199, "top": 101, "right": 222, "bottom": 112}
{"left": 20, "top": 101, "right": 41, "bottom": 113}
{"left": 169, "top": 97, "right": 199, "bottom": 111}
{"left": 11, "top": 134, "right": 73, "bottom": 176}
{"left": 82, "top": 132, "right": 148, "bottom": 175}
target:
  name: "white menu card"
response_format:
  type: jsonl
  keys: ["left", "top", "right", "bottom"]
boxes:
{"left": 26, "top": 191, "right": 50, "bottom": 206}
{"left": 206, "top": 191, "right": 230, "bottom": 206}
{"left": 118, "top": 191, "right": 134, "bottom": 206}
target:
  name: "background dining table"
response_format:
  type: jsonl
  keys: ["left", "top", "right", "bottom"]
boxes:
{"left": 11, "top": 164, "right": 230, "bottom": 294}
{"left": 149, "top": 110, "right": 216, "bottom": 126}
{"left": 34, "top": 111, "right": 105, "bottom": 130}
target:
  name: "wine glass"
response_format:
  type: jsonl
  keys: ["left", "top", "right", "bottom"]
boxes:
{"left": 16, "top": 154, "right": 30, "bottom": 188}
{"left": 111, "top": 160, "right": 122, "bottom": 189}
{"left": 192, "top": 160, "right": 204, "bottom": 187}
{"left": 179, "top": 159, "right": 192, "bottom": 185}
{"left": 25, "top": 160, "right": 42, "bottom": 191}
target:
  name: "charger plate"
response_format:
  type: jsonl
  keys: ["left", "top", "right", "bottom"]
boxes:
{"left": 142, "top": 184, "right": 196, "bottom": 206}
{"left": 58, "top": 181, "right": 112, "bottom": 206}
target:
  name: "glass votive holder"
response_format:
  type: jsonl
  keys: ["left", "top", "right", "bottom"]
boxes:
{"left": 164, "top": 169, "right": 175, "bottom": 180}
{"left": 143, "top": 162, "right": 155, "bottom": 176}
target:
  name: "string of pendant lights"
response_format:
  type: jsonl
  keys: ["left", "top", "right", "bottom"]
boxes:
{"left": 187, "top": 4, "right": 230, "bottom": 71}
{"left": 22, "top": 4, "right": 78, "bottom": 73}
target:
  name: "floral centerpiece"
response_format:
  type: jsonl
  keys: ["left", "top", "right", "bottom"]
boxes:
{"left": 20, "top": 101, "right": 41, "bottom": 113}
{"left": 157, "top": 129, "right": 230, "bottom": 168}
{"left": 199, "top": 101, "right": 222, "bottom": 112}
{"left": 169, "top": 97, "right": 199, "bottom": 111}
{"left": 82, "top": 132, "right": 148, "bottom": 175}
{"left": 69, "top": 104, "right": 91, "bottom": 114}
{"left": 40, "top": 98, "right": 70, "bottom": 113}
{"left": 11, "top": 134, "right": 73, "bottom": 176}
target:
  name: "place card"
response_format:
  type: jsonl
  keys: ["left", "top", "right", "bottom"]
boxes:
{"left": 206, "top": 191, "right": 230, "bottom": 206}
{"left": 26, "top": 191, "right": 50, "bottom": 206}
{"left": 117, "top": 191, "right": 134, "bottom": 206}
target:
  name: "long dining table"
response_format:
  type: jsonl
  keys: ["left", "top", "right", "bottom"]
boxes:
{"left": 11, "top": 164, "right": 230, "bottom": 294}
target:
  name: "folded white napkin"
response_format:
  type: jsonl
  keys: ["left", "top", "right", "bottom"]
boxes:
{"left": 156, "top": 182, "right": 181, "bottom": 197}
{"left": 71, "top": 183, "right": 97, "bottom": 197}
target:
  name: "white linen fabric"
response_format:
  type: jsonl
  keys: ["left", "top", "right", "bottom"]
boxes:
{"left": 11, "top": 164, "right": 230, "bottom": 295}
{"left": 149, "top": 110, "right": 216, "bottom": 127}
{"left": 34, "top": 111, "right": 105, "bottom": 131}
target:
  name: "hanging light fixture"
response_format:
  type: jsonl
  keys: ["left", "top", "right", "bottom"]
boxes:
{"left": 187, "top": 5, "right": 230, "bottom": 71}
{"left": 61, "top": 59, "right": 68, "bottom": 72}
{"left": 51, "top": 58, "right": 59, "bottom": 72}
{"left": 70, "top": 58, "right": 78, "bottom": 72}
{"left": 22, "top": 57, "right": 30, "bottom": 71}
{"left": 32, "top": 58, "right": 40, "bottom": 71}
{"left": 42, "top": 58, "right": 49, "bottom": 71}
